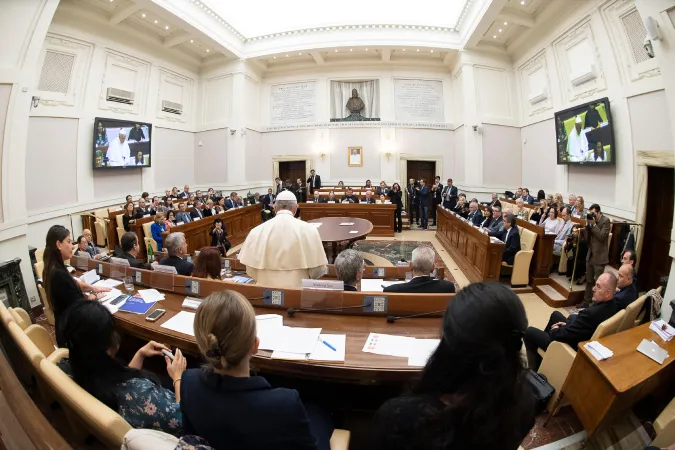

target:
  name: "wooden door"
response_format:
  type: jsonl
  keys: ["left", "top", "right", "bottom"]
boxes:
{"left": 640, "top": 166, "right": 674, "bottom": 289}
{"left": 407, "top": 160, "right": 437, "bottom": 217}
{"left": 279, "top": 161, "right": 306, "bottom": 186}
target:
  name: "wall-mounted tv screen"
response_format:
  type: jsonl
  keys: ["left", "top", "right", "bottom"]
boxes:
{"left": 555, "top": 97, "right": 615, "bottom": 165}
{"left": 93, "top": 117, "right": 152, "bottom": 169}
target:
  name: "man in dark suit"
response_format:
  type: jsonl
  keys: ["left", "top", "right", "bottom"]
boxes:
{"left": 487, "top": 193, "right": 502, "bottom": 209}
{"left": 361, "top": 190, "right": 376, "bottom": 204}
{"left": 417, "top": 179, "right": 430, "bottom": 229}
{"left": 178, "top": 184, "right": 190, "bottom": 199}
{"left": 225, "top": 193, "right": 243, "bottom": 209}
{"left": 525, "top": 272, "right": 618, "bottom": 370}
{"left": 584, "top": 204, "right": 611, "bottom": 307}
{"left": 375, "top": 181, "right": 389, "bottom": 197}
{"left": 117, "top": 232, "right": 151, "bottom": 269}
{"left": 430, "top": 176, "right": 442, "bottom": 226}
{"left": 384, "top": 246, "right": 455, "bottom": 294}
{"left": 441, "top": 178, "right": 458, "bottom": 210}
{"left": 467, "top": 201, "right": 484, "bottom": 226}
{"left": 621, "top": 249, "right": 639, "bottom": 290}
{"left": 341, "top": 188, "right": 359, "bottom": 204}
{"left": 190, "top": 200, "right": 205, "bottom": 220}
{"left": 334, "top": 249, "right": 364, "bottom": 291}
{"left": 175, "top": 202, "right": 192, "bottom": 224}
{"left": 135, "top": 198, "right": 152, "bottom": 218}
{"left": 486, "top": 207, "right": 504, "bottom": 237}
{"left": 615, "top": 264, "right": 638, "bottom": 310}
{"left": 261, "top": 188, "right": 275, "bottom": 221}
{"left": 307, "top": 169, "right": 321, "bottom": 195}
{"left": 294, "top": 178, "right": 306, "bottom": 203}
{"left": 501, "top": 214, "right": 520, "bottom": 265}
{"left": 274, "top": 177, "right": 285, "bottom": 194}
{"left": 521, "top": 188, "right": 534, "bottom": 205}
{"left": 159, "top": 232, "right": 194, "bottom": 276}
{"left": 406, "top": 178, "right": 419, "bottom": 226}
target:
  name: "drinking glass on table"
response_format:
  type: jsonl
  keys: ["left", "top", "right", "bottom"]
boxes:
{"left": 123, "top": 276, "right": 134, "bottom": 293}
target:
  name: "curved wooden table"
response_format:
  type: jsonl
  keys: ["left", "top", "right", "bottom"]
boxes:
{"left": 307, "top": 217, "right": 373, "bottom": 261}
{"left": 113, "top": 290, "right": 441, "bottom": 384}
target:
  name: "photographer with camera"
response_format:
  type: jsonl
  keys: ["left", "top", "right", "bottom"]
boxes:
{"left": 584, "top": 204, "right": 611, "bottom": 307}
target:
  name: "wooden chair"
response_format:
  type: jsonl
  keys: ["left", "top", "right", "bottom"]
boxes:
{"left": 537, "top": 309, "right": 626, "bottom": 414}
{"left": 94, "top": 219, "right": 107, "bottom": 247}
{"left": 8, "top": 307, "right": 31, "bottom": 330}
{"left": 617, "top": 293, "right": 647, "bottom": 333}
{"left": 117, "top": 227, "right": 125, "bottom": 245}
{"left": 143, "top": 222, "right": 159, "bottom": 252}
{"left": 501, "top": 227, "right": 536, "bottom": 286}
{"left": 37, "top": 283, "right": 55, "bottom": 326}
{"left": 39, "top": 358, "right": 132, "bottom": 448}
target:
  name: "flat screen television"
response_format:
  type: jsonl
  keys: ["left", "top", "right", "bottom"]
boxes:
{"left": 93, "top": 117, "right": 152, "bottom": 169}
{"left": 555, "top": 97, "right": 615, "bottom": 165}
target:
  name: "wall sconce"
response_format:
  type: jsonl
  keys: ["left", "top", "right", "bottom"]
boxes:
{"left": 320, "top": 152, "right": 327, "bottom": 160}
{"left": 384, "top": 151, "right": 392, "bottom": 160}
{"left": 31, "top": 96, "right": 40, "bottom": 109}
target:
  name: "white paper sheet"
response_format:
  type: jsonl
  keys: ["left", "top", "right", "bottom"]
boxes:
{"left": 339, "top": 222, "right": 355, "bottom": 226}
{"left": 160, "top": 311, "right": 196, "bottom": 336}
{"left": 274, "top": 326, "right": 322, "bottom": 354}
{"left": 408, "top": 339, "right": 441, "bottom": 366}
{"left": 138, "top": 289, "right": 165, "bottom": 302}
{"left": 359, "top": 279, "right": 405, "bottom": 292}
{"left": 93, "top": 278, "right": 123, "bottom": 288}
{"left": 310, "top": 334, "right": 346, "bottom": 362}
{"left": 80, "top": 269, "right": 100, "bottom": 285}
{"left": 98, "top": 288, "right": 122, "bottom": 304}
{"left": 349, "top": 230, "right": 359, "bottom": 234}
{"left": 256, "top": 314, "right": 284, "bottom": 350}
{"left": 362, "top": 333, "right": 414, "bottom": 358}
{"left": 310, "top": 223, "right": 322, "bottom": 228}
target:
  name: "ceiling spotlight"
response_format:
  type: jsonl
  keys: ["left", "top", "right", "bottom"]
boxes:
{"left": 521, "top": 0, "right": 525, "bottom": 4}
{"left": 350, "top": 49, "right": 353, "bottom": 51}
{"left": 285, "top": 54, "right": 289, "bottom": 57}
{"left": 154, "top": 20, "right": 158, "bottom": 24}
{"left": 493, "top": 35, "right": 497, "bottom": 38}
{"left": 430, "top": 49, "right": 434, "bottom": 53}
{"left": 498, "top": 28, "right": 502, "bottom": 32}
{"left": 504, "top": 22, "right": 508, "bottom": 25}
{"left": 365, "top": 48, "right": 368, "bottom": 51}
{"left": 206, "top": 49, "right": 210, "bottom": 52}
{"left": 335, "top": 49, "right": 338, "bottom": 52}
{"left": 298, "top": 52, "right": 302, "bottom": 55}
{"left": 165, "top": 25, "right": 169, "bottom": 30}
{"left": 273, "top": 56, "right": 276, "bottom": 59}
{"left": 190, "top": 39, "right": 194, "bottom": 43}
{"left": 402, "top": 48, "right": 406, "bottom": 51}
{"left": 141, "top": 13, "right": 146, "bottom": 17}
{"left": 416, "top": 49, "right": 419, "bottom": 52}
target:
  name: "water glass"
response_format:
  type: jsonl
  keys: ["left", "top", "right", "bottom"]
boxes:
{"left": 123, "top": 276, "right": 134, "bottom": 293}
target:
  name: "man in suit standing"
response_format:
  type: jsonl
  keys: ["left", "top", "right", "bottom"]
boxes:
{"left": 334, "top": 249, "right": 364, "bottom": 291}
{"left": 384, "top": 247, "right": 455, "bottom": 294}
{"left": 306, "top": 169, "right": 321, "bottom": 195}
{"left": 430, "top": 176, "right": 443, "bottom": 226}
{"left": 441, "top": 178, "right": 458, "bottom": 210}
{"left": 584, "top": 204, "right": 611, "bottom": 307}
{"left": 467, "top": 201, "right": 484, "bottom": 227}
{"left": 190, "top": 200, "right": 205, "bottom": 220}
{"left": 294, "top": 178, "right": 306, "bottom": 203}
{"left": 501, "top": 214, "right": 520, "bottom": 265}
{"left": 521, "top": 188, "right": 534, "bottom": 205}
{"left": 117, "top": 232, "right": 151, "bottom": 269}
{"left": 175, "top": 202, "right": 192, "bottom": 224}
{"left": 275, "top": 177, "right": 284, "bottom": 194}
{"left": 553, "top": 207, "right": 575, "bottom": 256}
{"left": 361, "top": 190, "right": 376, "bottom": 204}
{"left": 615, "top": 264, "right": 638, "bottom": 310}
{"left": 417, "top": 179, "right": 430, "bottom": 229}
{"left": 178, "top": 184, "right": 190, "bottom": 199}
{"left": 341, "top": 188, "right": 359, "bottom": 204}
{"left": 406, "top": 178, "right": 419, "bottom": 226}
{"left": 525, "top": 272, "right": 617, "bottom": 370}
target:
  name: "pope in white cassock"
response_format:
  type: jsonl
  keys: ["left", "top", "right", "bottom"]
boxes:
{"left": 238, "top": 190, "right": 328, "bottom": 288}
{"left": 106, "top": 128, "right": 131, "bottom": 167}
{"left": 566, "top": 116, "right": 588, "bottom": 162}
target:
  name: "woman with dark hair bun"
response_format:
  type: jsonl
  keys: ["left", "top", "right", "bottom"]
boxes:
{"left": 372, "top": 282, "right": 535, "bottom": 450}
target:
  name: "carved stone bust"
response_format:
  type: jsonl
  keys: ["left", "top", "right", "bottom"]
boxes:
{"left": 346, "top": 88, "right": 365, "bottom": 113}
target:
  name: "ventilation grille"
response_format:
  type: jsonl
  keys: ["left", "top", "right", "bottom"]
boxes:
{"left": 621, "top": 10, "right": 650, "bottom": 64}
{"left": 38, "top": 51, "right": 75, "bottom": 94}
{"left": 161, "top": 100, "right": 183, "bottom": 115}
{"left": 106, "top": 87, "right": 135, "bottom": 104}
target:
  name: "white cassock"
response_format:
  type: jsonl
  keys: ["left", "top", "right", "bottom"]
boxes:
{"left": 238, "top": 209, "right": 328, "bottom": 288}
{"left": 566, "top": 128, "right": 588, "bottom": 162}
{"left": 106, "top": 137, "right": 131, "bottom": 166}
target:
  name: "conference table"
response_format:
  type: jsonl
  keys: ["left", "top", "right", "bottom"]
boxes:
{"left": 435, "top": 207, "right": 504, "bottom": 282}
{"left": 307, "top": 217, "right": 373, "bottom": 261}
{"left": 299, "top": 202, "right": 396, "bottom": 237}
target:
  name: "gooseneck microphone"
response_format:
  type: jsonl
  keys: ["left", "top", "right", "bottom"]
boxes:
{"left": 386, "top": 310, "right": 446, "bottom": 323}
{"left": 287, "top": 302, "right": 372, "bottom": 317}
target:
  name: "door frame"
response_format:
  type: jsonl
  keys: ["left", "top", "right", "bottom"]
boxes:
{"left": 272, "top": 155, "right": 313, "bottom": 187}
{"left": 398, "top": 153, "right": 443, "bottom": 209}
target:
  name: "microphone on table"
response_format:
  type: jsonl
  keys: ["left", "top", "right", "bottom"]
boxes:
{"left": 287, "top": 301, "right": 372, "bottom": 317}
{"left": 386, "top": 310, "right": 446, "bottom": 323}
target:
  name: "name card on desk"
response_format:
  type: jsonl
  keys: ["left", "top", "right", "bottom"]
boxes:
{"left": 153, "top": 264, "right": 178, "bottom": 274}
{"left": 176, "top": 221, "right": 185, "bottom": 226}
{"left": 143, "top": 214, "right": 151, "bottom": 218}
{"left": 302, "top": 279, "right": 344, "bottom": 290}
{"left": 193, "top": 217, "right": 201, "bottom": 221}
{"left": 327, "top": 201, "right": 336, "bottom": 203}
{"left": 306, "top": 200, "right": 314, "bottom": 203}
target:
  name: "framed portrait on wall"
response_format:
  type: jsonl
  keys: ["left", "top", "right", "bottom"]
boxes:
{"left": 348, "top": 146, "right": 363, "bottom": 167}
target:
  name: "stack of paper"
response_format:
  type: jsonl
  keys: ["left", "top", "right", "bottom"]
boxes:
{"left": 138, "top": 289, "right": 165, "bottom": 302}
{"left": 161, "top": 311, "right": 196, "bottom": 336}
{"left": 408, "top": 339, "right": 441, "bottom": 367}
{"left": 362, "top": 333, "right": 414, "bottom": 358}
{"left": 650, "top": 319, "right": 675, "bottom": 342}
{"left": 100, "top": 289, "right": 123, "bottom": 313}
{"left": 93, "top": 278, "right": 123, "bottom": 288}
{"left": 272, "top": 334, "right": 346, "bottom": 363}
{"left": 79, "top": 269, "right": 100, "bottom": 285}
{"left": 584, "top": 341, "right": 614, "bottom": 361}
{"left": 256, "top": 314, "right": 284, "bottom": 350}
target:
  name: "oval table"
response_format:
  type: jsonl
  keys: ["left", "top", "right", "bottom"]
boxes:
{"left": 307, "top": 217, "right": 373, "bottom": 262}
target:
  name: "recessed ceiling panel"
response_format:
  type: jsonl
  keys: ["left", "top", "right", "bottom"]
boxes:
{"left": 199, "top": 0, "right": 471, "bottom": 37}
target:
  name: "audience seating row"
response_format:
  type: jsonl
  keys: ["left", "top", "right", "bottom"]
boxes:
{"left": 501, "top": 226, "right": 537, "bottom": 286}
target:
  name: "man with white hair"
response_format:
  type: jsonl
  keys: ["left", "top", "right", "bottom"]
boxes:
{"left": 383, "top": 246, "right": 455, "bottom": 293}
{"left": 158, "top": 232, "right": 194, "bottom": 276}
{"left": 334, "top": 249, "right": 364, "bottom": 291}
{"left": 106, "top": 128, "right": 131, "bottom": 166}
{"left": 566, "top": 115, "right": 589, "bottom": 161}
{"left": 238, "top": 190, "right": 327, "bottom": 288}
{"left": 82, "top": 228, "right": 103, "bottom": 259}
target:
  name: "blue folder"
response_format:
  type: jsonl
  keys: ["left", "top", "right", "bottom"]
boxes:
{"left": 118, "top": 296, "right": 155, "bottom": 315}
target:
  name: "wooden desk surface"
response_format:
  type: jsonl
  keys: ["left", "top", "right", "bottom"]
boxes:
{"left": 300, "top": 203, "right": 396, "bottom": 237}
{"left": 436, "top": 207, "right": 504, "bottom": 282}
{"left": 308, "top": 217, "right": 373, "bottom": 243}
{"left": 114, "top": 290, "right": 441, "bottom": 383}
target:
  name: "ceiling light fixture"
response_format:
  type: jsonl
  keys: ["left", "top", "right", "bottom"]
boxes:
{"left": 165, "top": 25, "right": 169, "bottom": 30}
{"left": 365, "top": 48, "right": 368, "bottom": 51}
{"left": 298, "top": 52, "right": 302, "bottom": 55}
{"left": 141, "top": 13, "right": 146, "bottom": 17}
{"left": 273, "top": 56, "right": 276, "bottom": 59}
{"left": 154, "top": 20, "right": 158, "bottom": 24}
{"left": 285, "top": 54, "right": 289, "bottom": 57}
{"left": 190, "top": 39, "right": 194, "bottom": 43}
{"left": 499, "top": 28, "right": 502, "bottom": 32}
{"left": 402, "top": 48, "right": 406, "bottom": 51}
{"left": 430, "top": 49, "right": 434, "bottom": 53}
{"left": 416, "top": 49, "right": 419, "bottom": 52}
{"left": 521, "top": 0, "right": 525, "bottom": 4}
{"left": 335, "top": 49, "right": 338, "bottom": 52}
{"left": 504, "top": 22, "right": 508, "bottom": 25}
{"left": 493, "top": 35, "right": 497, "bottom": 38}
{"left": 350, "top": 49, "right": 353, "bottom": 51}
{"left": 206, "top": 49, "right": 210, "bottom": 52}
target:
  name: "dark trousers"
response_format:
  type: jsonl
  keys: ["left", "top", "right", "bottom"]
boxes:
{"left": 410, "top": 201, "right": 419, "bottom": 224}
{"left": 432, "top": 199, "right": 440, "bottom": 225}
{"left": 524, "top": 311, "right": 567, "bottom": 370}
{"left": 420, "top": 203, "right": 429, "bottom": 228}
{"left": 394, "top": 208, "right": 402, "bottom": 232}
{"left": 305, "top": 402, "right": 334, "bottom": 450}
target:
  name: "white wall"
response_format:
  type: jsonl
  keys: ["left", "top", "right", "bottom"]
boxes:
{"left": 521, "top": 119, "right": 559, "bottom": 194}
{"left": 628, "top": 90, "right": 673, "bottom": 152}
{"left": 482, "top": 124, "right": 522, "bottom": 188}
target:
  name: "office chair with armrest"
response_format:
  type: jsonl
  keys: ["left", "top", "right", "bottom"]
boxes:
{"left": 94, "top": 219, "right": 107, "bottom": 247}
{"left": 652, "top": 396, "right": 675, "bottom": 447}
{"left": 117, "top": 227, "right": 125, "bottom": 245}
{"left": 537, "top": 309, "right": 626, "bottom": 414}
{"left": 9, "top": 307, "right": 31, "bottom": 330}
{"left": 34, "top": 261, "right": 44, "bottom": 280}
{"left": 617, "top": 293, "right": 647, "bottom": 333}
{"left": 37, "top": 283, "right": 55, "bottom": 326}
{"left": 0, "top": 300, "right": 14, "bottom": 328}
{"left": 501, "top": 227, "right": 536, "bottom": 286}
{"left": 25, "top": 324, "right": 57, "bottom": 359}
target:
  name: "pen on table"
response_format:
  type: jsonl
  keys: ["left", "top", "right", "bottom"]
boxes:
{"left": 321, "top": 339, "right": 337, "bottom": 352}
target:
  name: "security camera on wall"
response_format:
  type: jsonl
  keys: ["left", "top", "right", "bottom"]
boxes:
{"left": 229, "top": 129, "right": 236, "bottom": 136}
{"left": 644, "top": 37, "right": 655, "bottom": 59}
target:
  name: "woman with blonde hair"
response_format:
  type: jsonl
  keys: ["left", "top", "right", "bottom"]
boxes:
{"left": 571, "top": 195, "right": 586, "bottom": 218}
{"left": 181, "top": 291, "right": 333, "bottom": 449}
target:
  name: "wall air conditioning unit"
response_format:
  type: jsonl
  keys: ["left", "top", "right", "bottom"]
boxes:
{"left": 161, "top": 100, "right": 183, "bottom": 115}
{"left": 106, "top": 87, "right": 135, "bottom": 104}
{"left": 570, "top": 65, "right": 597, "bottom": 87}
{"left": 528, "top": 87, "right": 548, "bottom": 105}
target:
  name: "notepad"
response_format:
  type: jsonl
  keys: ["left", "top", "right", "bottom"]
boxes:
{"left": 274, "top": 326, "right": 323, "bottom": 354}
{"left": 138, "top": 289, "right": 165, "bottom": 302}
{"left": 362, "top": 333, "right": 414, "bottom": 358}
{"left": 650, "top": 319, "right": 675, "bottom": 342}
{"left": 93, "top": 278, "right": 123, "bottom": 288}
{"left": 339, "top": 222, "right": 355, "bottom": 226}
{"left": 161, "top": 311, "right": 196, "bottom": 336}
{"left": 80, "top": 269, "right": 100, "bottom": 285}
{"left": 256, "top": 314, "right": 284, "bottom": 350}
{"left": 118, "top": 296, "right": 156, "bottom": 315}
{"left": 408, "top": 339, "right": 441, "bottom": 366}
{"left": 349, "top": 230, "right": 359, "bottom": 234}
{"left": 271, "top": 334, "right": 346, "bottom": 363}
